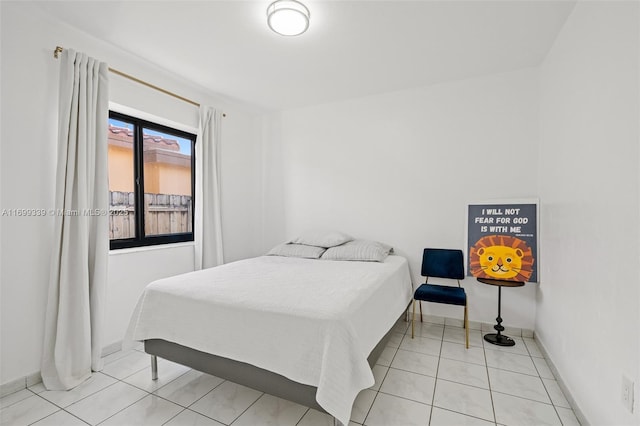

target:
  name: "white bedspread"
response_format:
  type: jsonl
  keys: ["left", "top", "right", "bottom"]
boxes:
{"left": 125, "top": 255, "right": 413, "bottom": 425}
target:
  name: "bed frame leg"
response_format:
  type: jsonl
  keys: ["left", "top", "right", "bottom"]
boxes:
{"left": 151, "top": 355, "right": 158, "bottom": 380}
{"left": 332, "top": 417, "right": 343, "bottom": 426}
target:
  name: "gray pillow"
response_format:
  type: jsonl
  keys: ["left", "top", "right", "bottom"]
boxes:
{"left": 289, "top": 230, "right": 353, "bottom": 248}
{"left": 267, "top": 243, "right": 326, "bottom": 259}
{"left": 321, "top": 239, "right": 393, "bottom": 262}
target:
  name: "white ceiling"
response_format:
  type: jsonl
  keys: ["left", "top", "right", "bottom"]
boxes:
{"left": 34, "top": 0, "right": 576, "bottom": 111}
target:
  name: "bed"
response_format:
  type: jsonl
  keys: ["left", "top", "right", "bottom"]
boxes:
{"left": 125, "top": 252, "right": 413, "bottom": 425}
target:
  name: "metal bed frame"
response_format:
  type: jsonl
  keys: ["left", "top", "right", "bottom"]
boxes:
{"left": 145, "top": 313, "right": 403, "bottom": 423}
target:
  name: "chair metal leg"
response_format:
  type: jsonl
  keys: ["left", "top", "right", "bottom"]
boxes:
{"left": 151, "top": 355, "right": 158, "bottom": 380}
{"left": 411, "top": 299, "right": 416, "bottom": 338}
{"left": 464, "top": 305, "right": 469, "bottom": 349}
{"left": 419, "top": 301, "right": 423, "bottom": 322}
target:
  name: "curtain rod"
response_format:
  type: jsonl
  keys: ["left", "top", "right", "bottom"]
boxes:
{"left": 54, "top": 46, "right": 226, "bottom": 117}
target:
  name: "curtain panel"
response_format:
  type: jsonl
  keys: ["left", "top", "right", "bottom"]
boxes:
{"left": 194, "top": 106, "right": 224, "bottom": 270}
{"left": 41, "top": 49, "right": 109, "bottom": 390}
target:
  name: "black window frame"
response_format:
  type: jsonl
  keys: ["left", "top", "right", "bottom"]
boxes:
{"left": 109, "top": 110, "right": 196, "bottom": 250}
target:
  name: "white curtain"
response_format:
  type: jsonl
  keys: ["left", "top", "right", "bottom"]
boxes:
{"left": 41, "top": 49, "right": 109, "bottom": 390}
{"left": 194, "top": 106, "right": 224, "bottom": 270}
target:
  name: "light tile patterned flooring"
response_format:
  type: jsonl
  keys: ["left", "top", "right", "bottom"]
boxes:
{"left": 1, "top": 319, "right": 581, "bottom": 426}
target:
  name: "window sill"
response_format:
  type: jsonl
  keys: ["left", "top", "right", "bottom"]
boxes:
{"left": 109, "top": 241, "right": 195, "bottom": 256}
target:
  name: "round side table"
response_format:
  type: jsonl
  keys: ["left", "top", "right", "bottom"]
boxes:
{"left": 476, "top": 278, "right": 525, "bottom": 346}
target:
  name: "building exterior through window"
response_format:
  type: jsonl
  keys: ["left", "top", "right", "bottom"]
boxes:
{"left": 108, "top": 112, "right": 195, "bottom": 249}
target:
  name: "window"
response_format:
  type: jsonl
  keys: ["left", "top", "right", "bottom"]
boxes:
{"left": 108, "top": 111, "right": 196, "bottom": 249}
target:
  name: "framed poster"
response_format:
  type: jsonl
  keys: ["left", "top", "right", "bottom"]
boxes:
{"left": 467, "top": 201, "right": 538, "bottom": 282}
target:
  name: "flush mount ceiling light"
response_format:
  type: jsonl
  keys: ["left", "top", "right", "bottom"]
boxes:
{"left": 267, "top": 0, "right": 310, "bottom": 36}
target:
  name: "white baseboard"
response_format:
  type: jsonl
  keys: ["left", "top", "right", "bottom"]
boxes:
{"left": 102, "top": 340, "right": 123, "bottom": 357}
{"left": 409, "top": 309, "right": 535, "bottom": 338}
{"left": 414, "top": 312, "right": 584, "bottom": 424}
{"left": 0, "top": 377, "right": 28, "bottom": 398}
{"left": 1, "top": 341, "right": 125, "bottom": 398}
{"left": 534, "top": 334, "right": 589, "bottom": 426}
{"left": 0, "top": 371, "right": 42, "bottom": 398}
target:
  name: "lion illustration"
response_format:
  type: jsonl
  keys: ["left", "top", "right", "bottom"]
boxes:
{"left": 469, "top": 235, "right": 534, "bottom": 281}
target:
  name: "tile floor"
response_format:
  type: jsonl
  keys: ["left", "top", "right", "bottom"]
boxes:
{"left": 1, "top": 319, "right": 581, "bottom": 426}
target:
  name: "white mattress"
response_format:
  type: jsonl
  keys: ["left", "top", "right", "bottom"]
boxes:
{"left": 125, "top": 255, "right": 413, "bottom": 425}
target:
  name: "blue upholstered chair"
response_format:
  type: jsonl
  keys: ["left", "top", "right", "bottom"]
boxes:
{"left": 412, "top": 248, "right": 468, "bottom": 348}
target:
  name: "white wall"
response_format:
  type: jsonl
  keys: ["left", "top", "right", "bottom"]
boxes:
{"left": 265, "top": 69, "right": 540, "bottom": 329}
{"left": 0, "top": 2, "right": 265, "bottom": 385}
{"left": 538, "top": 2, "right": 639, "bottom": 424}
